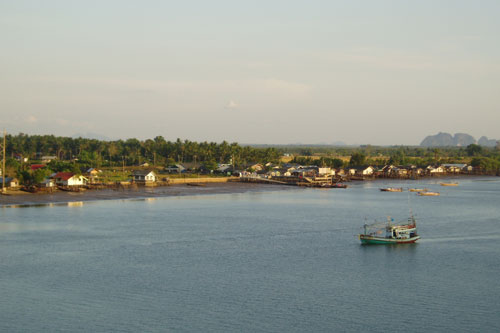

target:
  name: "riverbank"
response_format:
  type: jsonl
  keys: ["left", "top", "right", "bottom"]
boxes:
{"left": 0, "top": 182, "right": 290, "bottom": 207}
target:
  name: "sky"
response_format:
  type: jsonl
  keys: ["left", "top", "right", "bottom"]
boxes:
{"left": 1, "top": 0, "right": 499, "bottom": 145}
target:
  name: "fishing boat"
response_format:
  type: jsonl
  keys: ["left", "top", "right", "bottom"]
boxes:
{"left": 409, "top": 188, "right": 428, "bottom": 192}
{"left": 417, "top": 191, "right": 440, "bottom": 196}
{"left": 440, "top": 182, "right": 458, "bottom": 186}
{"left": 380, "top": 187, "right": 403, "bottom": 192}
{"left": 359, "top": 215, "right": 420, "bottom": 244}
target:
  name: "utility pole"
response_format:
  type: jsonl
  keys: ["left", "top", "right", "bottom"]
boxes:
{"left": 2, "top": 130, "right": 6, "bottom": 194}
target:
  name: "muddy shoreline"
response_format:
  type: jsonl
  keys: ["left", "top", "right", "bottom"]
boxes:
{"left": 0, "top": 182, "right": 292, "bottom": 207}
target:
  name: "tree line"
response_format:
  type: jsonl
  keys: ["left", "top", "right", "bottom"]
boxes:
{"left": 3, "top": 134, "right": 500, "bottom": 179}
{"left": 4, "top": 133, "right": 281, "bottom": 169}
{"left": 290, "top": 144, "right": 500, "bottom": 172}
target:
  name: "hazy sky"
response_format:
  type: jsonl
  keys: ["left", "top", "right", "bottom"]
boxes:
{"left": 1, "top": 0, "right": 499, "bottom": 145}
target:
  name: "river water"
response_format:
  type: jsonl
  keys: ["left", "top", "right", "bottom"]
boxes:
{"left": 1, "top": 177, "right": 499, "bottom": 332}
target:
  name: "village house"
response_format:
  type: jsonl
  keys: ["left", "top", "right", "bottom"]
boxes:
{"left": 1, "top": 177, "right": 19, "bottom": 188}
{"left": 412, "top": 167, "right": 425, "bottom": 176}
{"left": 347, "top": 166, "right": 374, "bottom": 177}
{"left": 165, "top": 164, "right": 186, "bottom": 173}
{"left": 427, "top": 165, "right": 445, "bottom": 175}
{"left": 30, "top": 164, "right": 46, "bottom": 171}
{"left": 86, "top": 168, "right": 102, "bottom": 183}
{"left": 335, "top": 168, "right": 346, "bottom": 177}
{"left": 280, "top": 164, "right": 299, "bottom": 176}
{"left": 53, "top": 172, "right": 88, "bottom": 186}
{"left": 291, "top": 168, "right": 316, "bottom": 178}
{"left": 318, "top": 167, "right": 335, "bottom": 176}
{"left": 87, "top": 168, "right": 100, "bottom": 176}
{"left": 216, "top": 164, "right": 234, "bottom": 175}
{"left": 381, "top": 165, "right": 396, "bottom": 177}
{"left": 247, "top": 163, "right": 264, "bottom": 172}
{"left": 132, "top": 170, "right": 157, "bottom": 183}
{"left": 394, "top": 167, "right": 409, "bottom": 177}
{"left": 14, "top": 154, "right": 28, "bottom": 163}
{"left": 361, "top": 166, "right": 375, "bottom": 176}
{"left": 441, "top": 164, "right": 467, "bottom": 174}
{"left": 41, "top": 156, "right": 57, "bottom": 164}
{"left": 462, "top": 165, "right": 474, "bottom": 173}
{"left": 39, "top": 178, "right": 55, "bottom": 188}
{"left": 267, "top": 168, "right": 286, "bottom": 177}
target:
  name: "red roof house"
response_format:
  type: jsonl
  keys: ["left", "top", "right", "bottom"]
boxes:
{"left": 30, "top": 164, "right": 46, "bottom": 171}
{"left": 53, "top": 172, "right": 88, "bottom": 186}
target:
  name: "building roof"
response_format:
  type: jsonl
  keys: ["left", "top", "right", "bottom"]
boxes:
{"left": 165, "top": 164, "right": 185, "bottom": 170}
{"left": 441, "top": 163, "right": 467, "bottom": 168}
{"left": 53, "top": 172, "right": 75, "bottom": 180}
{"left": 132, "top": 170, "right": 156, "bottom": 176}
{"left": 350, "top": 166, "right": 374, "bottom": 171}
{"left": 30, "top": 164, "right": 46, "bottom": 171}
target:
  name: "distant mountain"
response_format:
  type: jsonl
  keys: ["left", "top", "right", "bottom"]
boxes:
{"left": 420, "top": 132, "right": 498, "bottom": 147}
{"left": 478, "top": 136, "right": 498, "bottom": 147}
{"left": 453, "top": 133, "right": 476, "bottom": 147}
{"left": 420, "top": 132, "right": 454, "bottom": 147}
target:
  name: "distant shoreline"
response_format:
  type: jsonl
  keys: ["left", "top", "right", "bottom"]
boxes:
{"left": 0, "top": 182, "right": 290, "bottom": 208}
{"left": 1, "top": 175, "right": 497, "bottom": 208}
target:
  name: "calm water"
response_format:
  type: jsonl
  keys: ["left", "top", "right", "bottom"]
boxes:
{"left": 1, "top": 177, "right": 500, "bottom": 332}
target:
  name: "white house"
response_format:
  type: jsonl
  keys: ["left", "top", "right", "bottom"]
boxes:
{"left": 318, "top": 167, "right": 335, "bottom": 176}
{"left": 2, "top": 177, "right": 19, "bottom": 188}
{"left": 132, "top": 170, "right": 157, "bottom": 183}
{"left": 217, "top": 164, "right": 233, "bottom": 173}
{"left": 361, "top": 166, "right": 375, "bottom": 176}
{"left": 41, "top": 156, "right": 57, "bottom": 163}
{"left": 441, "top": 164, "right": 466, "bottom": 173}
{"left": 53, "top": 172, "right": 88, "bottom": 186}
{"left": 462, "top": 165, "right": 474, "bottom": 173}
{"left": 39, "top": 178, "right": 55, "bottom": 188}
{"left": 427, "top": 166, "right": 445, "bottom": 174}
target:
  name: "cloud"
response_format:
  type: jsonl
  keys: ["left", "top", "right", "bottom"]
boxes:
{"left": 226, "top": 100, "right": 238, "bottom": 109}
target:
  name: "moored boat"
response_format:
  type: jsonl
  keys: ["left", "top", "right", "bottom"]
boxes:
{"left": 380, "top": 187, "right": 403, "bottom": 192}
{"left": 440, "top": 182, "right": 458, "bottom": 186}
{"left": 417, "top": 191, "right": 440, "bottom": 196}
{"left": 359, "top": 216, "right": 420, "bottom": 245}
{"left": 409, "top": 188, "right": 428, "bottom": 192}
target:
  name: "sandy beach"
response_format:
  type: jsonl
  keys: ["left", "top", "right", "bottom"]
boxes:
{"left": 0, "top": 182, "right": 291, "bottom": 207}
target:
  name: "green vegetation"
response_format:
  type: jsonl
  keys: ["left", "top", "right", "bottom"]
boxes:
{"left": 6, "top": 134, "right": 280, "bottom": 168}
{"left": 3, "top": 134, "right": 500, "bottom": 186}
{"left": 2, "top": 134, "right": 282, "bottom": 184}
{"left": 287, "top": 144, "right": 500, "bottom": 172}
